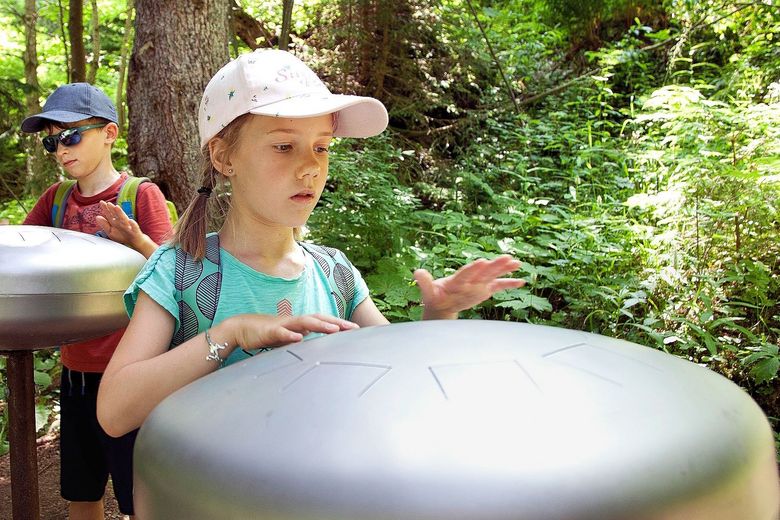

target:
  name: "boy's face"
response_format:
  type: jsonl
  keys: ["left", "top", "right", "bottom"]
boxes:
{"left": 221, "top": 114, "right": 333, "bottom": 229}
{"left": 44, "top": 119, "right": 116, "bottom": 179}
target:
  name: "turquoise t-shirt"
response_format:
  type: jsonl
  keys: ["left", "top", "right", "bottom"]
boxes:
{"left": 125, "top": 238, "right": 369, "bottom": 365}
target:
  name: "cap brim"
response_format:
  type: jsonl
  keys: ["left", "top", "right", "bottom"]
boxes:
{"left": 20, "top": 110, "right": 96, "bottom": 133}
{"left": 248, "top": 94, "right": 388, "bottom": 138}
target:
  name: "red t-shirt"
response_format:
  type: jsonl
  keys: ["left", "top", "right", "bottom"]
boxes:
{"left": 24, "top": 172, "right": 173, "bottom": 372}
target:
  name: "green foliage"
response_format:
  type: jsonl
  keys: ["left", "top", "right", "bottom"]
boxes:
{"left": 623, "top": 76, "right": 780, "bottom": 382}
{"left": 0, "top": 197, "right": 33, "bottom": 224}
{"left": 365, "top": 257, "right": 424, "bottom": 321}
{"left": 744, "top": 343, "right": 780, "bottom": 385}
{"left": 543, "top": 0, "right": 664, "bottom": 44}
{"left": 1, "top": 0, "right": 778, "bottom": 453}
{"left": 306, "top": 134, "right": 421, "bottom": 268}
{"left": 0, "top": 0, "right": 131, "bottom": 199}
{"left": 307, "top": 3, "right": 780, "bottom": 425}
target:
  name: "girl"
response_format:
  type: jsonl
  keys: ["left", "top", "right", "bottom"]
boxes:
{"left": 97, "top": 49, "right": 524, "bottom": 438}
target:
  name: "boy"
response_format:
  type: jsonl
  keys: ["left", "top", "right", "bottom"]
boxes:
{"left": 21, "top": 82, "right": 172, "bottom": 519}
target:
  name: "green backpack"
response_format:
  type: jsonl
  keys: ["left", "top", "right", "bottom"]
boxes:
{"left": 51, "top": 176, "right": 178, "bottom": 228}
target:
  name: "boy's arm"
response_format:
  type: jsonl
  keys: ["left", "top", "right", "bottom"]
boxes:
{"left": 22, "top": 184, "right": 59, "bottom": 226}
{"left": 135, "top": 182, "right": 174, "bottom": 244}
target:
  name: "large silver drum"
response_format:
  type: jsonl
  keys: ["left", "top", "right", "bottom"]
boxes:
{"left": 135, "top": 321, "right": 779, "bottom": 520}
{"left": 0, "top": 225, "right": 146, "bottom": 349}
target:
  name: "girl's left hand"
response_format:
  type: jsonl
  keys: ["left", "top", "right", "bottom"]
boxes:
{"left": 414, "top": 255, "right": 525, "bottom": 320}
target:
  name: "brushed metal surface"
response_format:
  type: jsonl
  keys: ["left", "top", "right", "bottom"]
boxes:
{"left": 135, "top": 321, "right": 780, "bottom": 520}
{"left": 0, "top": 225, "right": 146, "bottom": 350}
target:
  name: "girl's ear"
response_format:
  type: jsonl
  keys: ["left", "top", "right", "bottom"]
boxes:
{"left": 208, "top": 137, "right": 235, "bottom": 177}
{"left": 104, "top": 122, "right": 119, "bottom": 144}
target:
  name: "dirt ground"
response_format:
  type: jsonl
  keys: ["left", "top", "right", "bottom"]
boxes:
{"left": 0, "top": 430, "right": 124, "bottom": 519}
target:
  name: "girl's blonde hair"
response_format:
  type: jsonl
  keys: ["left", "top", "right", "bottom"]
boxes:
{"left": 172, "top": 114, "right": 252, "bottom": 259}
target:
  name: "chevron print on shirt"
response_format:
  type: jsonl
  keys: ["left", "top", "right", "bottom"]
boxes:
{"left": 277, "top": 298, "right": 293, "bottom": 317}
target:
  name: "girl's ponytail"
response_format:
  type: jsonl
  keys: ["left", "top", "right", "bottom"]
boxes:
{"left": 171, "top": 114, "right": 251, "bottom": 260}
{"left": 171, "top": 153, "right": 216, "bottom": 260}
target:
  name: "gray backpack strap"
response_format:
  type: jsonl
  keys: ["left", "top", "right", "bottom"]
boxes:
{"left": 299, "top": 243, "right": 357, "bottom": 319}
{"left": 170, "top": 239, "right": 356, "bottom": 348}
{"left": 171, "top": 234, "right": 222, "bottom": 347}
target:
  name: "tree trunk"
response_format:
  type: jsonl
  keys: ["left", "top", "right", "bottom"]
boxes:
{"left": 358, "top": 0, "right": 374, "bottom": 88}
{"left": 342, "top": 0, "right": 354, "bottom": 91}
{"left": 58, "top": 0, "right": 70, "bottom": 81}
{"left": 115, "top": 0, "right": 134, "bottom": 133}
{"left": 372, "top": 1, "right": 391, "bottom": 99}
{"left": 353, "top": 0, "right": 400, "bottom": 98}
{"left": 128, "top": 0, "right": 230, "bottom": 210}
{"left": 69, "top": 0, "right": 86, "bottom": 82}
{"left": 87, "top": 0, "right": 100, "bottom": 84}
{"left": 279, "top": 0, "right": 294, "bottom": 50}
{"left": 22, "top": 0, "right": 51, "bottom": 197}
{"left": 23, "top": 0, "right": 40, "bottom": 116}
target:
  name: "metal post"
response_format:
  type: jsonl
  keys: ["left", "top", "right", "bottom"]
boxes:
{"left": 4, "top": 350, "right": 40, "bottom": 520}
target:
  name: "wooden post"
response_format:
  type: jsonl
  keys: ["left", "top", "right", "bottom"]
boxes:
{"left": 4, "top": 350, "right": 40, "bottom": 520}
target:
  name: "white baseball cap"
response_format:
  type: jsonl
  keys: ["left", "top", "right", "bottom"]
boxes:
{"left": 198, "top": 49, "right": 389, "bottom": 148}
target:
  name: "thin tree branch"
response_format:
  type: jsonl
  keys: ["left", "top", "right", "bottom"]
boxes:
{"left": 464, "top": 0, "right": 520, "bottom": 115}
{"left": 57, "top": 0, "right": 70, "bottom": 81}
{"left": 87, "top": 0, "right": 100, "bottom": 84}
{"left": 0, "top": 174, "right": 29, "bottom": 215}
{"left": 280, "top": 0, "right": 294, "bottom": 50}
{"left": 115, "top": 0, "right": 133, "bottom": 132}
{"left": 230, "top": 0, "right": 273, "bottom": 49}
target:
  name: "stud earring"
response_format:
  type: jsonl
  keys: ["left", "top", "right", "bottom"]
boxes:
{"left": 227, "top": 168, "right": 233, "bottom": 174}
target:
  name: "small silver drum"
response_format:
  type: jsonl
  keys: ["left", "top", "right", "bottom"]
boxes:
{"left": 0, "top": 225, "right": 146, "bottom": 349}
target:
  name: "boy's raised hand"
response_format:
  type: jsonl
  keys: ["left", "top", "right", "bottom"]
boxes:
{"left": 96, "top": 200, "right": 158, "bottom": 258}
{"left": 97, "top": 200, "right": 142, "bottom": 244}
{"left": 414, "top": 255, "right": 525, "bottom": 320}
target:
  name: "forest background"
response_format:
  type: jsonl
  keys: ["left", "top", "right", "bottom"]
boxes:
{"left": 0, "top": 0, "right": 778, "bottom": 457}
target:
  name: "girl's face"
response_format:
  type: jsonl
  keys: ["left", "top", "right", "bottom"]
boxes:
{"left": 225, "top": 114, "right": 333, "bottom": 230}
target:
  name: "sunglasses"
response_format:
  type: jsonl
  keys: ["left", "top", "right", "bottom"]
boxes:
{"left": 41, "top": 123, "right": 107, "bottom": 153}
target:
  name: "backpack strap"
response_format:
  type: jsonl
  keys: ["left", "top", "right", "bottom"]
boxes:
{"left": 170, "top": 237, "right": 358, "bottom": 348}
{"left": 51, "top": 175, "right": 172, "bottom": 231}
{"left": 117, "top": 176, "right": 150, "bottom": 221}
{"left": 166, "top": 200, "right": 180, "bottom": 225}
{"left": 299, "top": 242, "right": 357, "bottom": 320}
{"left": 119, "top": 175, "right": 180, "bottom": 225}
{"left": 51, "top": 180, "right": 77, "bottom": 228}
{"left": 171, "top": 234, "right": 222, "bottom": 348}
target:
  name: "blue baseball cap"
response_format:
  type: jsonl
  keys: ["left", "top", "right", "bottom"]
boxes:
{"left": 21, "top": 82, "right": 118, "bottom": 133}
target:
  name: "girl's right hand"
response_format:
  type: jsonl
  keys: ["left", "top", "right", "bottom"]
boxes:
{"left": 222, "top": 313, "right": 359, "bottom": 351}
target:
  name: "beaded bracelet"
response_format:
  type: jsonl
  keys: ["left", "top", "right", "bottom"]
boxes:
{"left": 204, "top": 329, "right": 228, "bottom": 367}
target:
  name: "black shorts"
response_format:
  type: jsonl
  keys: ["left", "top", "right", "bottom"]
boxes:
{"left": 60, "top": 367, "right": 138, "bottom": 515}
